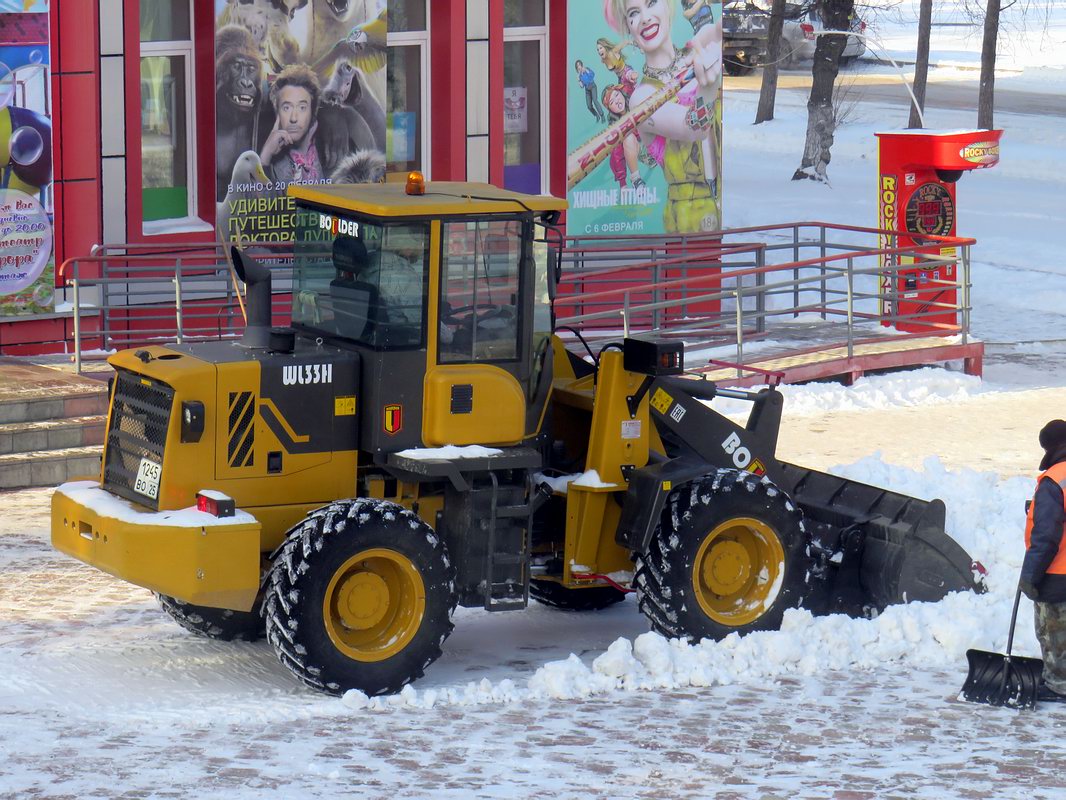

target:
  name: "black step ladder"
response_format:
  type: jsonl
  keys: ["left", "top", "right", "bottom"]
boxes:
{"left": 482, "top": 471, "right": 531, "bottom": 611}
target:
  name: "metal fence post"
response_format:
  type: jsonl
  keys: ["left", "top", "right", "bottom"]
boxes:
{"left": 72, "top": 276, "right": 82, "bottom": 375}
{"left": 734, "top": 287, "right": 744, "bottom": 379}
{"left": 960, "top": 245, "right": 969, "bottom": 346}
{"left": 652, "top": 257, "right": 662, "bottom": 331}
{"left": 846, "top": 257, "right": 854, "bottom": 359}
{"left": 755, "top": 248, "right": 766, "bottom": 335}
{"left": 820, "top": 225, "right": 828, "bottom": 319}
{"left": 174, "top": 258, "right": 184, "bottom": 344}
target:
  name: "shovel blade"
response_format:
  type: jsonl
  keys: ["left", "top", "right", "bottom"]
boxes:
{"left": 960, "top": 648, "right": 1043, "bottom": 710}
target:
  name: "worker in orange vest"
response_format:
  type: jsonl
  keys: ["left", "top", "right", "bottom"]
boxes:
{"left": 1022, "top": 419, "right": 1066, "bottom": 703}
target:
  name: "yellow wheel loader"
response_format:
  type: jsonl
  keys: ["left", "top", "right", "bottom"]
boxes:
{"left": 51, "top": 177, "right": 984, "bottom": 696}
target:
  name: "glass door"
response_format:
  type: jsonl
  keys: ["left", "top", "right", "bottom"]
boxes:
{"left": 503, "top": 2, "right": 547, "bottom": 195}
{"left": 386, "top": 0, "right": 430, "bottom": 177}
{"left": 139, "top": 0, "right": 195, "bottom": 225}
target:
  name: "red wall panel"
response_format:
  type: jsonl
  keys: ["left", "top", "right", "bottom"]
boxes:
{"left": 60, "top": 179, "right": 102, "bottom": 274}
{"left": 430, "top": 1, "right": 466, "bottom": 180}
{"left": 55, "top": 0, "right": 97, "bottom": 73}
{"left": 548, "top": 0, "right": 567, "bottom": 200}
{"left": 57, "top": 73, "right": 100, "bottom": 182}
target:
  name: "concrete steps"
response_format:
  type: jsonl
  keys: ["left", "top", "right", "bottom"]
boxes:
{"left": 0, "top": 357, "right": 109, "bottom": 490}
{"left": 0, "top": 416, "right": 107, "bottom": 455}
{"left": 0, "top": 446, "right": 103, "bottom": 490}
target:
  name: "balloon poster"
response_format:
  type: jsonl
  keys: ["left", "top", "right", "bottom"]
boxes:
{"left": 214, "top": 0, "right": 388, "bottom": 243}
{"left": 0, "top": 3, "right": 54, "bottom": 316}
{"left": 566, "top": 0, "right": 723, "bottom": 237}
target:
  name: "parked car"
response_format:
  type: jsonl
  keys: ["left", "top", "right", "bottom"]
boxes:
{"left": 779, "top": 3, "right": 866, "bottom": 67}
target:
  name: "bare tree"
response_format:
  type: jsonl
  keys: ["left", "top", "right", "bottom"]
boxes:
{"left": 792, "top": 0, "right": 854, "bottom": 181}
{"left": 755, "top": 0, "right": 790, "bottom": 123}
{"left": 978, "top": 0, "right": 1001, "bottom": 128}
{"left": 908, "top": 0, "right": 933, "bottom": 128}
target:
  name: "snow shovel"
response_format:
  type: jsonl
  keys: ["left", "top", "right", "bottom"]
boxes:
{"left": 960, "top": 583, "right": 1043, "bottom": 710}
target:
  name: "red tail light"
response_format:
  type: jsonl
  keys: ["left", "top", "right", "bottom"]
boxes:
{"left": 196, "top": 490, "right": 236, "bottom": 518}
{"left": 801, "top": 23, "right": 815, "bottom": 40}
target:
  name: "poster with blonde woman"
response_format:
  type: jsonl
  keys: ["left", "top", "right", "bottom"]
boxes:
{"left": 566, "top": 0, "right": 723, "bottom": 238}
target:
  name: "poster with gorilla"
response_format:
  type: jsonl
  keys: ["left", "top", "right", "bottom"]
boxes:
{"left": 215, "top": 0, "right": 387, "bottom": 243}
{"left": 0, "top": 4, "right": 54, "bottom": 317}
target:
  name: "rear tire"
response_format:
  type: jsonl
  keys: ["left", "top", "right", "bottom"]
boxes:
{"left": 156, "top": 593, "right": 263, "bottom": 642}
{"left": 263, "top": 498, "right": 457, "bottom": 696}
{"left": 530, "top": 580, "right": 627, "bottom": 611}
{"left": 635, "top": 469, "right": 813, "bottom": 642}
{"left": 724, "top": 59, "right": 755, "bottom": 76}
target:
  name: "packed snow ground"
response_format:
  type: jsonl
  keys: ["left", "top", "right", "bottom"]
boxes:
{"left": 5, "top": 10, "right": 1066, "bottom": 800}
{"left": 6, "top": 378, "right": 1066, "bottom": 798}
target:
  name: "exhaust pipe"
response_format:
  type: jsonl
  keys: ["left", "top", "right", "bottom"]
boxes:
{"left": 231, "top": 247, "right": 272, "bottom": 348}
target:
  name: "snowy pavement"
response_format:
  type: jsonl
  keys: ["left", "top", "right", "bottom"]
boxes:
{"left": 6, "top": 373, "right": 1066, "bottom": 798}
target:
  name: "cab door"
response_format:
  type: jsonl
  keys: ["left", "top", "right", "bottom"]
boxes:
{"left": 422, "top": 215, "right": 537, "bottom": 447}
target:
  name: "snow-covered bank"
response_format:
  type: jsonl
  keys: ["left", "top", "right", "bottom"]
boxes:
{"left": 721, "top": 73, "right": 1066, "bottom": 385}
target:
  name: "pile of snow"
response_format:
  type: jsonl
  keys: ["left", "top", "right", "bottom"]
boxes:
{"left": 708, "top": 368, "right": 990, "bottom": 418}
{"left": 394, "top": 445, "right": 503, "bottom": 460}
{"left": 336, "top": 453, "right": 1035, "bottom": 712}
{"left": 534, "top": 469, "right": 616, "bottom": 493}
{"left": 55, "top": 481, "right": 257, "bottom": 527}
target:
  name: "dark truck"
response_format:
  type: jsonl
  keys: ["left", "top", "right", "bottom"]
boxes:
{"left": 723, "top": 1, "right": 769, "bottom": 75}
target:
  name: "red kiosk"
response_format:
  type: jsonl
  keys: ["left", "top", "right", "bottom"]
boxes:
{"left": 876, "top": 129, "right": 1002, "bottom": 332}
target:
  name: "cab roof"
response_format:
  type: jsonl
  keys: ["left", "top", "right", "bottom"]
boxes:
{"left": 288, "top": 181, "right": 568, "bottom": 219}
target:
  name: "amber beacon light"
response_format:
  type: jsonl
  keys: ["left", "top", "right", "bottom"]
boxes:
{"left": 405, "top": 171, "right": 426, "bottom": 195}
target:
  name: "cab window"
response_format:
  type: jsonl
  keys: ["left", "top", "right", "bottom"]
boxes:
{"left": 440, "top": 218, "right": 523, "bottom": 363}
{"left": 292, "top": 207, "right": 428, "bottom": 349}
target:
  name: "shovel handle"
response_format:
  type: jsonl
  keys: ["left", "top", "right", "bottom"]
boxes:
{"left": 1005, "top": 582, "right": 1024, "bottom": 659}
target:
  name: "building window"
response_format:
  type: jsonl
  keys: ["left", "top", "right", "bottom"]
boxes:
{"left": 505, "top": 3, "right": 545, "bottom": 27}
{"left": 387, "top": 0, "right": 429, "bottom": 177}
{"left": 503, "top": 1, "right": 547, "bottom": 194}
{"left": 140, "top": 0, "right": 196, "bottom": 226}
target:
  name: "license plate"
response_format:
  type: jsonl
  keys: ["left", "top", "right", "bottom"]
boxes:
{"left": 134, "top": 457, "right": 162, "bottom": 500}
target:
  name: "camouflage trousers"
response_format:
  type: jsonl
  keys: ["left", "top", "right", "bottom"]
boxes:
{"left": 1034, "top": 601, "right": 1066, "bottom": 692}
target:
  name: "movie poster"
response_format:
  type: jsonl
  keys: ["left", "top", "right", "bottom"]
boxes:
{"left": 566, "top": 0, "right": 723, "bottom": 238}
{"left": 214, "top": 0, "right": 388, "bottom": 243}
{"left": 0, "top": 3, "right": 54, "bottom": 317}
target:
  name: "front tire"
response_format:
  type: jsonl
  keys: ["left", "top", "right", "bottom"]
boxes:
{"left": 156, "top": 593, "right": 263, "bottom": 642}
{"left": 635, "top": 469, "right": 813, "bottom": 642}
{"left": 264, "top": 499, "right": 457, "bottom": 696}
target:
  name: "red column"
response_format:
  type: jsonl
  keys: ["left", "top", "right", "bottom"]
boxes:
{"left": 547, "top": 0, "right": 567, "bottom": 200}
{"left": 430, "top": 1, "right": 467, "bottom": 181}
{"left": 52, "top": 0, "right": 102, "bottom": 272}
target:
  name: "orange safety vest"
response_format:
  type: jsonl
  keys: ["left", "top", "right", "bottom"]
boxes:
{"left": 1025, "top": 461, "right": 1066, "bottom": 575}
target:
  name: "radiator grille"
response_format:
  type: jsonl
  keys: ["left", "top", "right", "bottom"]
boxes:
{"left": 103, "top": 371, "right": 174, "bottom": 510}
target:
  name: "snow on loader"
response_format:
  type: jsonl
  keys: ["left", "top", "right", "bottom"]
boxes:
{"left": 51, "top": 177, "right": 985, "bottom": 696}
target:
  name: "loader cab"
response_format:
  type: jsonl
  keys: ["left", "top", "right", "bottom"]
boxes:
{"left": 288, "top": 179, "right": 566, "bottom": 456}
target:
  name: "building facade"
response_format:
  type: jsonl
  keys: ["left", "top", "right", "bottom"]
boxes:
{"left": 1, "top": 0, "right": 569, "bottom": 352}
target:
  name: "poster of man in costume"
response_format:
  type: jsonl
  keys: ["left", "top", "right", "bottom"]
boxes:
{"left": 214, "top": 0, "right": 387, "bottom": 243}
{"left": 567, "top": 0, "right": 723, "bottom": 238}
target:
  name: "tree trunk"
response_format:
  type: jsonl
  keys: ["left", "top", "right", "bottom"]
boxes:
{"left": 792, "top": 0, "right": 853, "bottom": 181}
{"left": 908, "top": 0, "right": 933, "bottom": 128}
{"left": 755, "top": 0, "right": 788, "bottom": 124}
{"left": 978, "top": 0, "right": 1000, "bottom": 129}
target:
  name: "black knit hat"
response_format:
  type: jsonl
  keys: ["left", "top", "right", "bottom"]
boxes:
{"left": 1039, "top": 419, "right": 1066, "bottom": 470}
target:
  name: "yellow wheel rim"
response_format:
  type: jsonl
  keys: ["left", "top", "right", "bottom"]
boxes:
{"left": 323, "top": 548, "right": 426, "bottom": 663}
{"left": 691, "top": 517, "right": 785, "bottom": 627}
